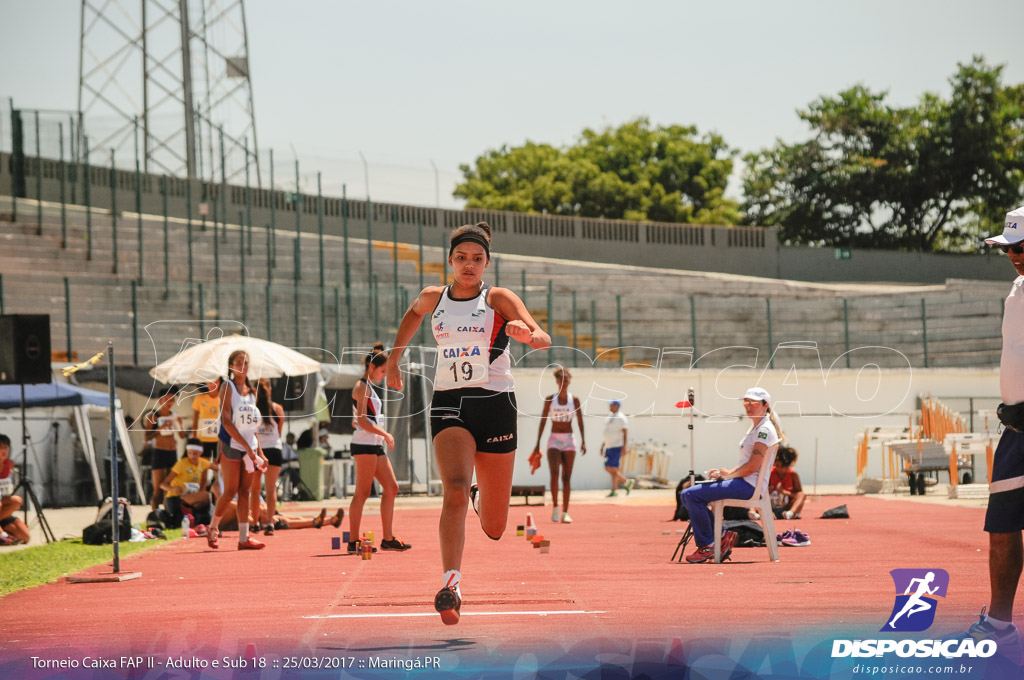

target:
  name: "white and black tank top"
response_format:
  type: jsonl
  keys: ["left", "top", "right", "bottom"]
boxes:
{"left": 352, "top": 378, "right": 385, "bottom": 447}
{"left": 430, "top": 283, "right": 513, "bottom": 393}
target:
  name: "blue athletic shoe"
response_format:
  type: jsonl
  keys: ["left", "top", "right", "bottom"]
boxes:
{"left": 962, "top": 607, "right": 1022, "bottom": 665}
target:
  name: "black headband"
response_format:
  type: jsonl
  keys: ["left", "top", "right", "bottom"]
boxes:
{"left": 449, "top": 232, "right": 490, "bottom": 258}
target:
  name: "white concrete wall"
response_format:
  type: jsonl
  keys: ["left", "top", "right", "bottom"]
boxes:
{"left": 502, "top": 366, "right": 1000, "bottom": 490}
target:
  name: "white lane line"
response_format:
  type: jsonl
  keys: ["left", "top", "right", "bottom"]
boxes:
{"left": 303, "top": 610, "right": 606, "bottom": 620}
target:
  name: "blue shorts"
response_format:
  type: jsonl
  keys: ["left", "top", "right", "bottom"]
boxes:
{"left": 985, "top": 429, "right": 1024, "bottom": 533}
{"left": 604, "top": 446, "right": 622, "bottom": 468}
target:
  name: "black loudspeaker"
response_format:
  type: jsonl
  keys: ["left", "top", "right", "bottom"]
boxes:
{"left": 0, "top": 314, "right": 52, "bottom": 385}
{"left": 271, "top": 372, "right": 317, "bottom": 414}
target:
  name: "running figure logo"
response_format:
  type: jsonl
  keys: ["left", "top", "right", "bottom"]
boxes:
{"left": 881, "top": 568, "right": 949, "bottom": 632}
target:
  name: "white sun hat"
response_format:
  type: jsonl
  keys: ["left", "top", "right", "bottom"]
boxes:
{"left": 743, "top": 387, "right": 771, "bottom": 404}
{"left": 984, "top": 206, "right": 1024, "bottom": 245}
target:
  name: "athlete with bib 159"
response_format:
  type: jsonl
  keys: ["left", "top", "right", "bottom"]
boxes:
{"left": 386, "top": 221, "right": 551, "bottom": 625}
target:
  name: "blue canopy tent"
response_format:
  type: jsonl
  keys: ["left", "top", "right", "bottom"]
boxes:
{"left": 0, "top": 382, "right": 110, "bottom": 409}
{"left": 0, "top": 382, "right": 144, "bottom": 504}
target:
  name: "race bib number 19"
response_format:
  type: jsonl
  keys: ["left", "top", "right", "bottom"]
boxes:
{"left": 435, "top": 342, "right": 488, "bottom": 389}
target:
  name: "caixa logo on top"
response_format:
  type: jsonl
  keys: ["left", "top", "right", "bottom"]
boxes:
{"left": 832, "top": 569, "right": 996, "bottom": 659}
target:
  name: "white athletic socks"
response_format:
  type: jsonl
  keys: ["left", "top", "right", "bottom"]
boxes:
{"left": 442, "top": 569, "right": 462, "bottom": 598}
{"left": 238, "top": 522, "right": 248, "bottom": 543}
{"left": 987, "top": 615, "right": 1013, "bottom": 630}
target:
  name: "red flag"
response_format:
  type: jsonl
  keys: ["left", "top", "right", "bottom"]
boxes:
{"left": 675, "top": 400, "right": 692, "bottom": 408}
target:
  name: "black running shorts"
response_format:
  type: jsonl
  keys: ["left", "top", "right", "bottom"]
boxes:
{"left": 150, "top": 448, "right": 178, "bottom": 471}
{"left": 430, "top": 388, "right": 518, "bottom": 454}
{"left": 351, "top": 444, "right": 386, "bottom": 456}
{"left": 986, "top": 428, "right": 1024, "bottom": 533}
{"left": 201, "top": 440, "right": 218, "bottom": 459}
{"left": 262, "top": 447, "right": 283, "bottom": 467}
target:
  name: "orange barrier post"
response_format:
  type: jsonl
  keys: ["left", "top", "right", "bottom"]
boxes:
{"left": 949, "top": 442, "right": 959, "bottom": 487}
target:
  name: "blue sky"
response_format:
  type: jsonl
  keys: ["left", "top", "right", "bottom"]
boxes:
{"left": 2, "top": 0, "right": 1021, "bottom": 208}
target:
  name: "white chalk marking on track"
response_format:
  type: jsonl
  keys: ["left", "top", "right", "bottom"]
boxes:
{"left": 303, "top": 610, "right": 606, "bottom": 619}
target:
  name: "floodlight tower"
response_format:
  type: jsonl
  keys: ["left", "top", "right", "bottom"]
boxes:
{"left": 77, "top": 0, "right": 260, "bottom": 186}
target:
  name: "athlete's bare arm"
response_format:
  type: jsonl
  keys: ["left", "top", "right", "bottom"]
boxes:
{"left": 574, "top": 396, "right": 587, "bottom": 454}
{"left": 534, "top": 397, "right": 553, "bottom": 451}
{"left": 386, "top": 286, "right": 444, "bottom": 391}
{"left": 487, "top": 288, "right": 552, "bottom": 350}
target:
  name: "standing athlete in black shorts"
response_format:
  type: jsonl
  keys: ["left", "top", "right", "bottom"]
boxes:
{"left": 386, "top": 221, "right": 551, "bottom": 625}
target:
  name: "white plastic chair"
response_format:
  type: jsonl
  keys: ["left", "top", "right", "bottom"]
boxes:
{"left": 711, "top": 446, "right": 780, "bottom": 563}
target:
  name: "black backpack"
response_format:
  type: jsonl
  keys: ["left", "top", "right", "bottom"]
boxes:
{"left": 82, "top": 497, "right": 132, "bottom": 545}
{"left": 723, "top": 519, "right": 767, "bottom": 548}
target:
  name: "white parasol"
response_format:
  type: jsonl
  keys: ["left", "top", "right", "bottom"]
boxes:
{"left": 149, "top": 334, "right": 321, "bottom": 385}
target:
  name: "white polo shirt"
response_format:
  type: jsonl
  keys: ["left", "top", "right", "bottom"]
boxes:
{"left": 738, "top": 416, "right": 780, "bottom": 489}
{"left": 603, "top": 411, "right": 628, "bottom": 449}
{"left": 1001, "top": 276, "right": 1024, "bottom": 405}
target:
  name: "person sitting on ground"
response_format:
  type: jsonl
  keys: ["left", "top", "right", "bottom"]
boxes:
{"left": 217, "top": 500, "right": 343, "bottom": 532}
{"left": 0, "top": 434, "right": 30, "bottom": 545}
{"left": 769, "top": 445, "right": 806, "bottom": 520}
{"left": 160, "top": 439, "right": 218, "bottom": 527}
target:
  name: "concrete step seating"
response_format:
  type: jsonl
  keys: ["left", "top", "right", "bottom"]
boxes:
{"left": 0, "top": 201, "right": 1007, "bottom": 369}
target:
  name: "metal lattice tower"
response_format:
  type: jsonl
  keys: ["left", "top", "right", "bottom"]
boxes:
{"left": 78, "top": 0, "right": 260, "bottom": 185}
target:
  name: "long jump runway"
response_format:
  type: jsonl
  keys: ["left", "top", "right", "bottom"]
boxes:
{"left": 0, "top": 495, "right": 999, "bottom": 677}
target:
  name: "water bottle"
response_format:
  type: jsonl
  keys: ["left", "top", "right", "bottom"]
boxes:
{"left": 181, "top": 514, "right": 190, "bottom": 538}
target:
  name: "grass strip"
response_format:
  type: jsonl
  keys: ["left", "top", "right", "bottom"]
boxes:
{"left": 0, "top": 531, "right": 181, "bottom": 597}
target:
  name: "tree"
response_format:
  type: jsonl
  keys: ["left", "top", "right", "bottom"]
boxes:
{"left": 742, "top": 57, "right": 1024, "bottom": 251}
{"left": 455, "top": 118, "right": 741, "bottom": 225}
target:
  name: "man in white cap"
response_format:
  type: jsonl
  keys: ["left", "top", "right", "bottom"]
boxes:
{"left": 600, "top": 400, "right": 633, "bottom": 497}
{"left": 965, "top": 206, "right": 1024, "bottom": 660}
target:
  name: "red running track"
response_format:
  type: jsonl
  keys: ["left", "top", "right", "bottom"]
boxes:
{"left": 0, "top": 495, "right": 995, "bottom": 664}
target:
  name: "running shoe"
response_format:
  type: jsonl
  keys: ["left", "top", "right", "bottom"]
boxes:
{"left": 561, "top": 512, "right": 573, "bottom": 524}
{"left": 720, "top": 530, "right": 738, "bottom": 561}
{"left": 207, "top": 527, "right": 219, "bottom": 549}
{"left": 380, "top": 537, "right": 412, "bottom": 551}
{"left": 330, "top": 508, "right": 345, "bottom": 528}
{"left": 347, "top": 541, "right": 377, "bottom": 554}
{"left": 781, "top": 529, "right": 810, "bottom": 547}
{"left": 238, "top": 538, "right": 266, "bottom": 550}
{"left": 551, "top": 508, "right": 561, "bottom": 522}
{"left": 607, "top": 491, "right": 618, "bottom": 498}
{"left": 470, "top": 484, "right": 480, "bottom": 517}
{"left": 959, "top": 607, "right": 1023, "bottom": 664}
{"left": 434, "top": 581, "right": 462, "bottom": 625}
{"left": 312, "top": 507, "right": 327, "bottom": 529}
{"left": 264, "top": 524, "right": 274, "bottom": 536}
{"left": 685, "top": 545, "right": 715, "bottom": 564}
{"left": 776, "top": 529, "right": 794, "bottom": 544}
{"left": 625, "top": 479, "right": 635, "bottom": 495}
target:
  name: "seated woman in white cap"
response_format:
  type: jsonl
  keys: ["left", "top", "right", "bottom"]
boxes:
{"left": 678, "top": 387, "right": 783, "bottom": 563}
